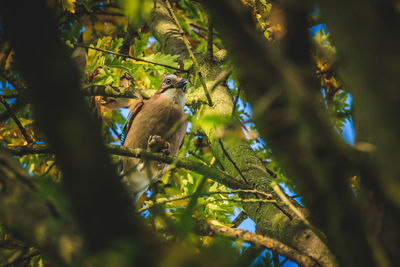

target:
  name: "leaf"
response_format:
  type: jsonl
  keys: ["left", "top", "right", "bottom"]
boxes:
{"left": 133, "top": 31, "right": 150, "bottom": 57}
{"left": 18, "top": 118, "right": 33, "bottom": 127}
{"left": 119, "top": 0, "right": 153, "bottom": 25}
{"left": 141, "top": 52, "right": 180, "bottom": 68}
{"left": 206, "top": 203, "right": 226, "bottom": 212}
{"left": 60, "top": 0, "right": 76, "bottom": 13}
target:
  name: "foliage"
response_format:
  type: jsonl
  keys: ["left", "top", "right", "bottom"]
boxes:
{"left": 0, "top": 0, "right": 359, "bottom": 266}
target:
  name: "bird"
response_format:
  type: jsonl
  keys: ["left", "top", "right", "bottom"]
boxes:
{"left": 119, "top": 74, "right": 188, "bottom": 201}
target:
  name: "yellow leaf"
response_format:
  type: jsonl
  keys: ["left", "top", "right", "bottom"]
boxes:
{"left": 60, "top": 0, "right": 76, "bottom": 13}
{"left": 202, "top": 236, "right": 213, "bottom": 246}
{"left": 18, "top": 118, "right": 33, "bottom": 127}
{"left": 5, "top": 50, "right": 14, "bottom": 70}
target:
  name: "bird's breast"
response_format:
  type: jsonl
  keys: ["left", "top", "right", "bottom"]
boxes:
{"left": 123, "top": 95, "right": 186, "bottom": 154}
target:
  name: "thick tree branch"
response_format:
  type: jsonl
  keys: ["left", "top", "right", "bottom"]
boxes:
{"left": 150, "top": 1, "right": 334, "bottom": 266}
{"left": 198, "top": 220, "right": 320, "bottom": 267}
{"left": 232, "top": 210, "right": 248, "bottom": 228}
{"left": 82, "top": 84, "right": 146, "bottom": 98}
{"left": 202, "top": 0, "right": 372, "bottom": 266}
{"left": 5, "top": 143, "right": 250, "bottom": 190}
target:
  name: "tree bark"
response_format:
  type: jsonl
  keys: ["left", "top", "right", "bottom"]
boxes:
{"left": 201, "top": 0, "right": 375, "bottom": 266}
{"left": 150, "top": 1, "right": 335, "bottom": 266}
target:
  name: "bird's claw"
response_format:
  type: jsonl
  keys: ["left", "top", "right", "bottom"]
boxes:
{"left": 147, "top": 135, "right": 171, "bottom": 155}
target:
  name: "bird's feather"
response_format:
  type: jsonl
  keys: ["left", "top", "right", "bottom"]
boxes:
{"left": 121, "top": 98, "right": 144, "bottom": 145}
{"left": 120, "top": 75, "right": 187, "bottom": 200}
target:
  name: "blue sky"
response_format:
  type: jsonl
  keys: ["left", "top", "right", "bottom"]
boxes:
{"left": 0, "top": 20, "right": 353, "bottom": 266}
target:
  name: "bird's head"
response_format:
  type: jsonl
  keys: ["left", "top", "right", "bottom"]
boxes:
{"left": 156, "top": 74, "right": 187, "bottom": 106}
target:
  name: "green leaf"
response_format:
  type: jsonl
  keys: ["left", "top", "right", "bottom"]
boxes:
{"left": 119, "top": 0, "right": 153, "bottom": 25}
{"left": 141, "top": 52, "right": 180, "bottom": 68}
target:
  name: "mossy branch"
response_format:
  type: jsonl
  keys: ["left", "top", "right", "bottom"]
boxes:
{"left": 198, "top": 220, "right": 320, "bottom": 267}
{"left": 164, "top": 0, "right": 213, "bottom": 106}
{"left": 5, "top": 143, "right": 250, "bottom": 190}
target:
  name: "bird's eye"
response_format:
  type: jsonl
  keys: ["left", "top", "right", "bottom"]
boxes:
{"left": 164, "top": 78, "right": 172, "bottom": 85}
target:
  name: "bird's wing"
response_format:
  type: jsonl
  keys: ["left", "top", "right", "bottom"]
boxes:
{"left": 177, "top": 120, "right": 188, "bottom": 150}
{"left": 121, "top": 97, "right": 144, "bottom": 145}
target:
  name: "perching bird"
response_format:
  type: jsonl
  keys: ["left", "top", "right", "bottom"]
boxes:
{"left": 120, "top": 74, "right": 188, "bottom": 200}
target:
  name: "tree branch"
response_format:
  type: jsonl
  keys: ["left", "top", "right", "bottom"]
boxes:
{"left": 75, "top": 44, "right": 188, "bottom": 73}
{"left": 218, "top": 138, "right": 248, "bottom": 184}
{"left": 232, "top": 210, "right": 248, "bottom": 228}
{"left": 232, "top": 86, "right": 241, "bottom": 115}
{"left": 202, "top": 0, "right": 369, "bottom": 265}
{"left": 150, "top": 1, "right": 333, "bottom": 266}
{"left": 139, "top": 189, "right": 275, "bottom": 212}
{"left": 5, "top": 143, "right": 250, "bottom": 190}
{"left": 0, "top": 97, "right": 26, "bottom": 122}
{"left": 198, "top": 220, "right": 320, "bottom": 267}
{"left": 0, "top": 96, "right": 34, "bottom": 143}
{"left": 207, "top": 19, "right": 214, "bottom": 60}
{"left": 164, "top": 0, "right": 213, "bottom": 106}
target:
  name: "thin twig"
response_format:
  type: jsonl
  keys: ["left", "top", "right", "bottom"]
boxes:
{"left": 232, "top": 210, "right": 248, "bottom": 228}
{"left": 75, "top": 44, "right": 188, "bottom": 73}
{"left": 0, "top": 97, "right": 26, "bottom": 122}
{"left": 0, "top": 96, "right": 33, "bottom": 143}
{"left": 44, "top": 160, "right": 56, "bottom": 175}
{"left": 327, "top": 85, "right": 343, "bottom": 98}
{"left": 82, "top": 84, "right": 150, "bottom": 99}
{"left": 91, "top": 11, "right": 125, "bottom": 17}
{"left": 270, "top": 182, "right": 311, "bottom": 226}
{"left": 209, "top": 198, "right": 276, "bottom": 204}
{"left": 110, "top": 123, "right": 122, "bottom": 140}
{"left": 218, "top": 138, "right": 249, "bottom": 184}
{"left": 280, "top": 258, "right": 289, "bottom": 266}
{"left": 207, "top": 19, "right": 214, "bottom": 60}
{"left": 273, "top": 252, "right": 280, "bottom": 267}
{"left": 0, "top": 94, "right": 18, "bottom": 98}
{"left": 4, "top": 249, "right": 40, "bottom": 267}
{"left": 189, "top": 23, "right": 218, "bottom": 36}
{"left": 232, "top": 86, "right": 241, "bottom": 115}
{"left": 260, "top": 161, "right": 278, "bottom": 178}
{"left": 139, "top": 190, "right": 275, "bottom": 212}
{"left": 164, "top": 0, "right": 213, "bottom": 106}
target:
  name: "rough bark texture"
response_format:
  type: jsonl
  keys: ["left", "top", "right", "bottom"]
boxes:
{"left": 202, "top": 0, "right": 375, "bottom": 266}
{"left": 150, "top": 1, "right": 335, "bottom": 266}
{"left": 199, "top": 220, "right": 320, "bottom": 267}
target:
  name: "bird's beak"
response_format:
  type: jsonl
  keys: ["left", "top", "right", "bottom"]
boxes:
{"left": 173, "top": 78, "right": 188, "bottom": 92}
